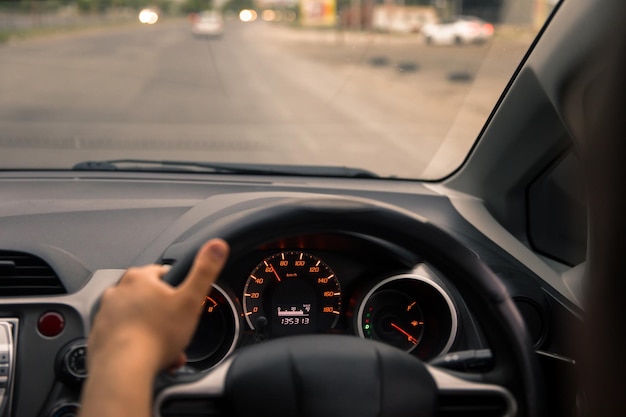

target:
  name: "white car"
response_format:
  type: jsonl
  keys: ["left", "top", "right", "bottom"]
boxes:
{"left": 422, "top": 16, "right": 494, "bottom": 45}
{"left": 191, "top": 11, "right": 224, "bottom": 38}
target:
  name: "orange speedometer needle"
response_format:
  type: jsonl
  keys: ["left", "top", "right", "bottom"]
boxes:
{"left": 390, "top": 323, "right": 419, "bottom": 345}
{"left": 270, "top": 264, "right": 281, "bottom": 282}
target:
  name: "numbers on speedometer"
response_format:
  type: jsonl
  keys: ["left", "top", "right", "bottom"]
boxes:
{"left": 243, "top": 251, "right": 341, "bottom": 338}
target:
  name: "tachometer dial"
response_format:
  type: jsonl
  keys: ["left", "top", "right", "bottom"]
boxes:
{"left": 243, "top": 251, "right": 341, "bottom": 338}
{"left": 185, "top": 283, "right": 239, "bottom": 370}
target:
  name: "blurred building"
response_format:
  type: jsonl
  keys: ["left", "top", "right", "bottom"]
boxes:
{"left": 371, "top": 5, "right": 437, "bottom": 33}
{"left": 300, "top": 0, "right": 337, "bottom": 26}
{"left": 339, "top": 0, "right": 555, "bottom": 31}
{"left": 459, "top": 0, "right": 555, "bottom": 26}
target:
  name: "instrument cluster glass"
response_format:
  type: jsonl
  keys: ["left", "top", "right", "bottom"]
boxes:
{"left": 188, "top": 247, "right": 459, "bottom": 370}
{"left": 243, "top": 251, "right": 342, "bottom": 339}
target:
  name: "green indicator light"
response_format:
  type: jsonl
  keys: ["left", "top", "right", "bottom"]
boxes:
{"left": 364, "top": 324, "right": 370, "bottom": 330}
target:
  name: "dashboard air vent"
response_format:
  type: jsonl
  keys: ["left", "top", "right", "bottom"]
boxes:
{"left": 0, "top": 251, "right": 65, "bottom": 296}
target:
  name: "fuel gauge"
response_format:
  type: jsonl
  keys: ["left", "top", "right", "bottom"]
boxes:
{"left": 361, "top": 290, "right": 425, "bottom": 352}
{"left": 356, "top": 273, "right": 458, "bottom": 360}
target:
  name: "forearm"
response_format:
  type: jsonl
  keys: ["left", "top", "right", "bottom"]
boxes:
{"left": 79, "top": 240, "right": 228, "bottom": 417}
{"left": 79, "top": 334, "right": 160, "bottom": 417}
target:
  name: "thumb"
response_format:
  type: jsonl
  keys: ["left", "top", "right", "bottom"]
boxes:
{"left": 178, "top": 238, "right": 230, "bottom": 300}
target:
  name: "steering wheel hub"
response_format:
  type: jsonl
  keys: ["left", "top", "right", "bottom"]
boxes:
{"left": 224, "top": 335, "right": 437, "bottom": 417}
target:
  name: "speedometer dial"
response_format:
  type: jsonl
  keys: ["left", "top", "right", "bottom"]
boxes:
{"left": 243, "top": 251, "right": 341, "bottom": 338}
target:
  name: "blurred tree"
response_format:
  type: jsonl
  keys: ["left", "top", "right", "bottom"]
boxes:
{"left": 221, "top": 0, "right": 253, "bottom": 13}
{"left": 71, "top": 0, "right": 157, "bottom": 13}
{"left": 405, "top": 0, "right": 431, "bottom": 5}
{"left": 74, "top": 0, "right": 102, "bottom": 12}
{"left": 180, "top": 0, "right": 212, "bottom": 13}
{"left": 154, "top": 0, "right": 172, "bottom": 13}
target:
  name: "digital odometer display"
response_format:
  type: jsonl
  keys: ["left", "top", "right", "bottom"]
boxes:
{"left": 243, "top": 251, "right": 342, "bottom": 338}
{"left": 278, "top": 304, "right": 312, "bottom": 326}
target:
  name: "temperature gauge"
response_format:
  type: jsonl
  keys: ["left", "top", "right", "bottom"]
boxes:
{"left": 185, "top": 283, "right": 239, "bottom": 370}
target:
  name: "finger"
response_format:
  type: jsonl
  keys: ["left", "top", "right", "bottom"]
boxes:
{"left": 120, "top": 265, "right": 166, "bottom": 285}
{"left": 159, "top": 264, "right": 172, "bottom": 276}
{"left": 178, "top": 238, "right": 229, "bottom": 300}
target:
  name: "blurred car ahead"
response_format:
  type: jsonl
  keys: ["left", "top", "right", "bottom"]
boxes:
{"left": 422, "top": 16, "right": 494, "bottom": 45}
{"left": 191, "top": 11, "right": 224, "bottom": 38}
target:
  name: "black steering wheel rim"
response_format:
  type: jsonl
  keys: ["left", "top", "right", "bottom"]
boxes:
{"left": 162, "top": 195, "right": 543, "bottom": 417}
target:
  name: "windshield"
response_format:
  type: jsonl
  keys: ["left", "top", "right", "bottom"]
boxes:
{"left": 0, "top": 0, "right": 554, "bottom": 179}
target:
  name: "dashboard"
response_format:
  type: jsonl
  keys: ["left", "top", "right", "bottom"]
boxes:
{"left": 0, "top": 172, "right": 580, "bottom": 417}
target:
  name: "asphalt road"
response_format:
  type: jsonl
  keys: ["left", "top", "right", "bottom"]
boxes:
{"left": 0, "top": 19, "right": 529, "bottom": 178}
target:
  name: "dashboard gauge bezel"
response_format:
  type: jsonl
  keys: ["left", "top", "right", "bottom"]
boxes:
{"left": 185, "top": 283, "right": 241, "bottom": 370}
{"left": 355, "top": 271, "right": 458, "bottom": 359}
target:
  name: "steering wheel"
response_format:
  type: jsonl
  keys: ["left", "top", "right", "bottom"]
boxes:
{"left": 154, "top": 195, "right": 543, "bottom": 417}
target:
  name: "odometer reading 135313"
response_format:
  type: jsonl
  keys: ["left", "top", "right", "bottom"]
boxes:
{"left": 243, "top": 251, "right": 342, "bottom": 338}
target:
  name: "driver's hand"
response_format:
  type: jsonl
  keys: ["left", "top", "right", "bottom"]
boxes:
{"left": 87, "top": 238, "right": 230, "bottom": 375}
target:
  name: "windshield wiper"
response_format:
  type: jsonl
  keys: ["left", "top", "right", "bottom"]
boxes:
{"left": 72, "top": 159, "right": 379, "bottom": 178}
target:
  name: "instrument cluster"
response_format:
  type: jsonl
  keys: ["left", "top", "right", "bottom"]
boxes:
{"left": 184, "top": 236, "right": 460, "bottom": 371}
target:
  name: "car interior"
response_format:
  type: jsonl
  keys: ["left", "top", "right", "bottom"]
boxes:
{"left": 1, "top": 0, "right": 625, "bottom": 416}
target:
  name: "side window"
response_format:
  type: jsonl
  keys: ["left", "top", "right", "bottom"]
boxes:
{"left": 527, "top": 151, "right": 587, "bottom": 266}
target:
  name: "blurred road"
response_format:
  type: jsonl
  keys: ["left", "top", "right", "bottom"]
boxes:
{"left": 0, "top": 19, "right": 527, "bottom": 178}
